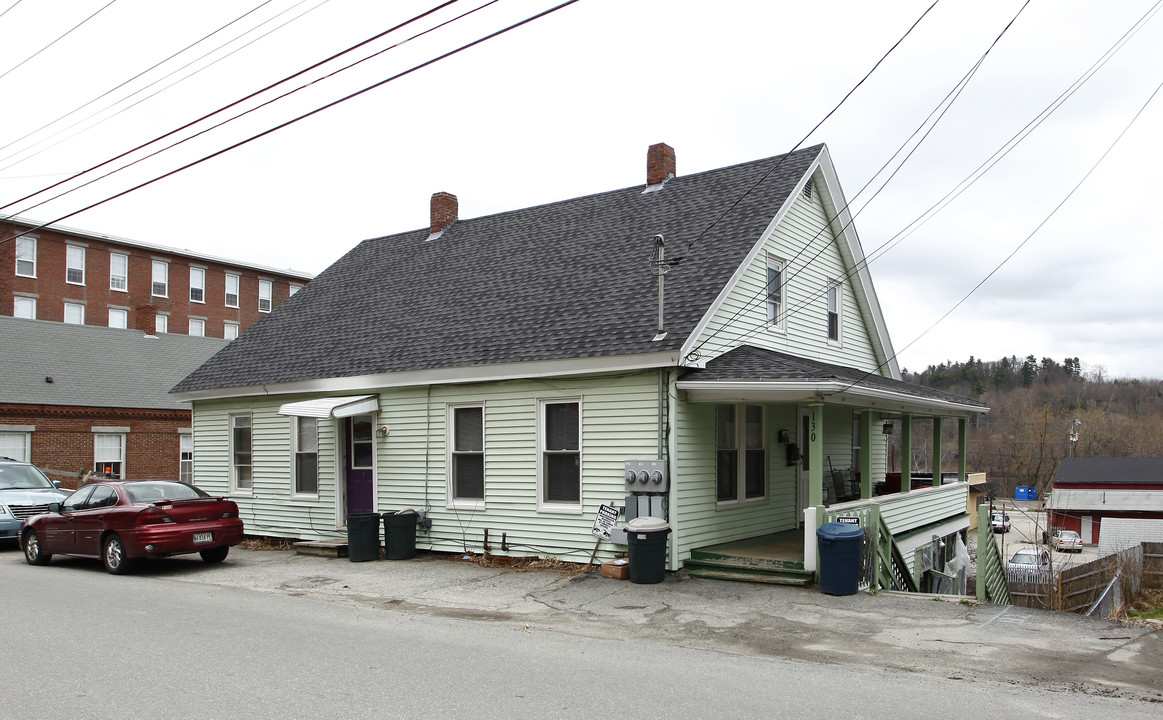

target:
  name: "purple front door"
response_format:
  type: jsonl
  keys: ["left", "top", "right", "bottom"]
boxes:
{"left": 345, "top": 415, "right": 375, "bottom": 516}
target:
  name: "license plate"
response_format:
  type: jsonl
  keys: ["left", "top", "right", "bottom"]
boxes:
{"left": 193, "top": 531, "right": 213, "bottom": 544}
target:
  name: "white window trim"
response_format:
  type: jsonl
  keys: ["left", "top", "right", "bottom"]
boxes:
{"left": 188, "top": 317, "right": 206, "bottom": 337}
{"left": 446, "top": 403, "right": 485, "bottom": 510}
{"left": 152, "top": 260, "right": 169, "bottom": 298}
{"left": 63, "top": 301, "right": 85, "bottom": 325}
{"left": 92, "top": 429, "right": 127, "bottom": 479}
{"left": 291, "top": 416, "right": 320, "bottom": 499}
{"left": 155, "top": 313, "right": 169, "bottom": 334}
{"left": 258, "top": 279, "right": 272, "bottom": 313}
{"left": 0, "top": 427, "right": 34, "bottom": 462}
{"left": 15, "top": 236, "right": 36, "bottom": 278}
{"left": 66, "top": 244, "right": 86, "bottom": 286}
{"left": 766, "top": 254, "right": 785, "bottom": 332}
{"left": 225, "top": 273, "right": 240, "bottom": 308}
{"left": 179, "top": 429, "right": 193, "bottom": 485}
{"left": 13, "top": 295, "right": 36, "bottom": 319}
{"left": 827, "top": 280, "right": 842, "bottom": 346}
{"left": 110, "top": 252, "right": 128, "bottom": 292}
{"left": 189, "top": 266, "right": 206, "bottom": 304}
{"left": 108, "top": 307, "right": 128, "bottom": 329}
{"left": 537, "top": 398, "right": 583, "bottom": 514}
{"left": 229, "top": 413, "right": 253, "bottom": 495}
{"left": 223, "top": 321, "right": 239, "bottom": 340}
{"left": 716, "top": 404, "right": 768, "bottom": 507}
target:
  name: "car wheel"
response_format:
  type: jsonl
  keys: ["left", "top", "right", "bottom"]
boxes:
{"left": 199, "top": 546, "right": 229, "bottom": 564}
{"left": 23, "top": 530, "right": 51, "bottom": 566}
{"left": 102, "top": 534, "right": 134, "bottom": 575}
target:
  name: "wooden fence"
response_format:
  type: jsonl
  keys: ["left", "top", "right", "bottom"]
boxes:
{"left": 1007, "top": 542, "right": 1163, "bottom": 613}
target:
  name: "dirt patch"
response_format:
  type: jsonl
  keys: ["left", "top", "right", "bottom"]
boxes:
{"left": 241, "top": 536, "right": 298, "bottom": 551}
{"left": 451, "top": 552, "right": 597, "bottom": 577}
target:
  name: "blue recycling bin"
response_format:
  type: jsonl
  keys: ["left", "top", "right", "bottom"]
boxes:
{"left": 816, "top": 522, "right": 864, "bottom": 596}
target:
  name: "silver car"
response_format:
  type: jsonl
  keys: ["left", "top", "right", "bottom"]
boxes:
{"left": 1051, "top": 529, "right": 1083, "bottom": 553}
{"left": 0, "top": 459, "right": 69, "bottom": 542}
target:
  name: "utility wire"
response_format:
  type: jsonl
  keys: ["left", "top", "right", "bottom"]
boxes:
{"left": 0, "top": 0, "right": 460, "bottom": 215}
{"left": 0, "top": 0, "right": 303, "bottom": 168}
{"left": 0, "top": 0, "right": 118, "bottom": 84}
{"left": 0, "top": 0, "right": 581, "bottom": 247}
{"left": 0, "top": 0, "right": 25, "bottom": 24}
{"left": 5, "top": 0, "right": 501, "bottom": 220}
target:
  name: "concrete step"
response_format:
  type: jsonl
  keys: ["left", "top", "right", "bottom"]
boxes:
{"left": 687, "top": 567, "right": 814, "bottom": 587}
{"left": 293, "top": 539, "right": 348, "bottom": 558}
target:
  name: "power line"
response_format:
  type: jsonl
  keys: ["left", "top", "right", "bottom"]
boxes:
{"left": 0, "top": 0, "right": 582, "bottom": 247}
{"left": 0, "top": 0, "right": 119, "bottom": 84}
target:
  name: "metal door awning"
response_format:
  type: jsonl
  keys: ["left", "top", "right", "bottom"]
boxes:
{"left": 277, "top": 395, "right": 379, "bottom": 419}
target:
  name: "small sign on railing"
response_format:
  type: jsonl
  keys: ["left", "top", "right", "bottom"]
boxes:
{"left": 836, "top": 516, "right": 861, "bottom": 525}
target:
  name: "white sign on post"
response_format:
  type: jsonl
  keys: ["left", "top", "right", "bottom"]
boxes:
{"left": 591, "top": 504, "right": 619, "bottom": 540}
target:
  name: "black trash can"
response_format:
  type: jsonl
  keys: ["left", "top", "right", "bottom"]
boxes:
{"left": 816, "top": 521, "right": 864, "bottom": 595}
{"left": 626, "top": 516, "right": 670, "bottom": 584}
{"left": 382, "top": 510, "right": 418, "bottom": 560}
{"left": 346, "top": 513, "right": 381, "bottom": 562}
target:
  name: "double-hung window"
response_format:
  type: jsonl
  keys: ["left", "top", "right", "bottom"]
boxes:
{"left": 152, "top": 260, "right": 168, "bottom": 297}
{"left": 108, "top": 308, "right": 128, "bottom": 329}
{"left": 541, "top": 400, "right": 580, "bottom": 506}
{"left": 258, "top": 279, "right": 272, "bottom": 313}
{"left": 66, "top": 245, "right": 85, "bottom": 285}
{"left": 293, "top": 417, "right": 318, "bottom": 496}
{"left": 64, "top": 302, "right": 85, "bottom": 325}
{"left": 449, "top": 405, "right": 484, "bottom": 504}
{"left": 155, "top": 314, "right": 168, "bottom": 334}
{"left": 188, "top": 318, "right": 205, "bottom": 337}
{"left": 826, "top": 280, "right": 841, "bottom": 343}
{"left": 225, "top": 273, "right": 239, "bottom": 308}
{"left": 230, "top": 414, "right": 253, "bottom": 492}
{"left": 716, "top": 404, "right": 766, "bottom": 502}
{"left": 13, "top": 296, "right": 35, "bottom": 319}
{"left": 180, "top": 432, "right": 193, "bottom": 484}
{"left": 0, "top": 430, "right": 31, "bottom": 462}
{"left": 190, "top": 267, "right": 205, "bottom": 303}
{"left": 93, "top": 432, "right": 125, "bottom": 478}
{"left": 15, "top": 237, "right": 36, "bottom": 277}
{"left": 110, "top": 253, "right": 128, "bottom": 291}
{"left": 766, "top": 255, "right": 784, "bottom": 330}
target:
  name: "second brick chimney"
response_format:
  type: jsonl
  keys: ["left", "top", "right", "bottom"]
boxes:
{"left": 430, "top": 192, "right": 458, "bottom": 236}
{"left": 647, "top": 143, "right": 676, "bottom": 185}
{"left": 134, "top": 304, "right": 157, "bottom": 335}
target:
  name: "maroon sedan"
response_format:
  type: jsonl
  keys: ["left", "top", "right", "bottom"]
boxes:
{"left": 20, "top": 480, "right": 243, "bottom": 574}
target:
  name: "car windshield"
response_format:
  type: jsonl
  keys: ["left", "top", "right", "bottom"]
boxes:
{"left": 1012, "top": 551, "right": 1040, "bottom": 564}
{"left": 124, "top": 481, "right": 209, "bottom": 503}
{"left": 0, "top": 465, "right": 55, "bottom": 490}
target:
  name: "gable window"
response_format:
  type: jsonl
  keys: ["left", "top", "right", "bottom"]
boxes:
{"left": 15, "top": 237, "right": 36, "bottom": 277}
{"left": 230, "top": 414, "right": 253, "bottom": 492}
{"left": 0, "top": 430, "right": 32, "bottom": 462}
{"left": 179, "top": 431, "right": 193, "bottom": 484}
{"left": 93, "top": 432, "right": 125, "bottom": 478}
{"left": 152, "top": 260, "right": 168, "bottom": 297}
{"left": 716, "top": 404, "right": 766, "bottom": 503}
{"left": 108, "top": 308, "right": 128, "bottom": 329}
{"left": 293, "top": 417, "right": 318, "bottom": 496}
{"left": 224, "top": 321, "right": 239, "bottom": 340}
{"left": 766, "top": 255, "right": 785, "bottom": 330}
{"left": 190, "top": 267, "right": 205, "bottom": 303}
{"left": 225, "top": 273, "right": 239, "bottom": 308}
{"left": 64, "top": 301, "right": 85, "bottom": 325}
{"left": 827, "top": 280, "right": 841, "bottom": 343}
{"left": 188, "top": 318, "right": 205, "bottom": 337}
{"left": 110, "top": 252, "right": 128, "bottom": 291}
{"left": 14, "top": 296, "right": 36, "bottom": 319}
{"left": 66, "top": 245, "right": 85, "bottom": 285}
{"left": 541, "top": 400, "right": 580, "bottom": 506}
{"left": 258, "top": 279, "right": 272, "bottom": 313}
{"left": 449, "top": 405, "right": 484, "bottom": 504}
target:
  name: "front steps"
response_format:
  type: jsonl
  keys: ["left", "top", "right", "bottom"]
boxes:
{"left": 685, "top": 549, "right": 815, "bottom": 587}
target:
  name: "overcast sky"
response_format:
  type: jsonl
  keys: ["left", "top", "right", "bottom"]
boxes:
{"left": 2, "top": 0, "right": 1161, "bottom": 380}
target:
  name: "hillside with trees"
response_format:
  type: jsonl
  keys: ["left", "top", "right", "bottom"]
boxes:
{"left": 893, "top": 356, "right": 1163, "bottom": 497}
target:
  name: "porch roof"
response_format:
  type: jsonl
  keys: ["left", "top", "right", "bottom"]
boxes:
{"left": 277, "top": 395, "right": 380, "bottom": 418}
{"left": 677, "top": 346, "right": 988, "bottom": 417}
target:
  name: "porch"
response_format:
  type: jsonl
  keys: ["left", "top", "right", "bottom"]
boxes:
{"left": 685, "top": 530, "right": 813, "bottom": 586}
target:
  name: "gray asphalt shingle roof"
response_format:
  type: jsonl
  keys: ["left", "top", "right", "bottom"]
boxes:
{"left": 680, "top": 345, "right": 986, "bottom": 408}
{"left": 1, "top": 317, "right": 229, "bottom": 410}
{"left": 1053, "top": 457, "right": 1163, "bottom": 486}
{"left": 173, "top": 146, "right": 824, "bottom": 394}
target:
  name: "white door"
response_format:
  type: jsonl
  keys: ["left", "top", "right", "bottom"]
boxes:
{"left": 1081, "top": 516, "right": 1093, "bottom": 544}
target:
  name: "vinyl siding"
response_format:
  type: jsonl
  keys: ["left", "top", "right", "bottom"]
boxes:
{"left": 694, "top": 178, "right": 880, "bottom": 372}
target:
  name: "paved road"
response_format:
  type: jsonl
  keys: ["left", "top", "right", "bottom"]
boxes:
{"left": 3, "top": 542, "right": 1160, "bottom": 714}
{"left": 3, "top": 549, "right": 1159, "bottom": 720}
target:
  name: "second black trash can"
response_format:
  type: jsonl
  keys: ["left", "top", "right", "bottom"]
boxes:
{"left": 816, "top": 521, "right": 865, "bottom": 595}
{"left": 626, "top": 516, "right": 670, "bottom": 584}
{"left": 347, "top": 513, "right": 381, "bottom": 562}
{"left": 382, "top": 510, "right": 418, "bottom": 560}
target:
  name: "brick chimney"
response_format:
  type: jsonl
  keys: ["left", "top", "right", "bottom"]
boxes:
{"left": 647, "top": 143, "right": 676, "bottom": 185}
{"left": 430, "top": 192, "right": 458, "bottom": 235}
{"left": 134, "top": 304, "right": 156, "bottom": 335}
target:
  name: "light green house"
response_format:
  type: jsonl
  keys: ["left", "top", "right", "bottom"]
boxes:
{"left": 172, "top": 143, "right": 987, "bottom": 587}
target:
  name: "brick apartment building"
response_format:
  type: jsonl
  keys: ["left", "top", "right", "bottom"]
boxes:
{"left": 2, "top": 216, "right": 314, "bottom": 339}
{"left": 1, "top": 316, "right": 229, "bottom": 487}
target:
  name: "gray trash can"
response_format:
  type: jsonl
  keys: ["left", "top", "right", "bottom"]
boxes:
{"left": 346, "top": 513, "right": 381, "bottom": 562}
{"left": 816, "top": 522, "right": 864, "bottom": 595}
{"left": 626, "top": 516, "right": 670, "bottom": 584}
{"left": 382, "top": 510, "right": 418, "bottom": 560}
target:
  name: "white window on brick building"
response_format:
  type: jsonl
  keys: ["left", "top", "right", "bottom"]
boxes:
{"left": 224, "top": 321, "right": 239, "bottom": 340}
{"left": 64, "top": 302, "right": 85, "bottom": 325}
{"left": 66, "top": 245, "right": 86, "bottom": 285}
{"left": 93, "top": 431, "right": 126, "bottom": 478}
{"left": 225, "top": 273, "right": 239, "bottom": 308}
{"left": 152, "top": 260, "right": 168, "bottom": 297}
{"left": 0, "top": 429, "right": 32, "bottom": 462}
{"left": 110, "top": 252, "right": 128, "bottom": 291}
{"left": 15, "top": 237, "right": 36, "bottom": 277}
{"left": 108, "top": 308, "right": 128, "bottom": 329}
{"left": 189, "top": 318, "right": 205, "bottom": 337}
{"left": 258, "top": 279, "right": 272, "bottom": 313}
{"left": 14, "top": 295, "right": 36, "bottom": 319}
